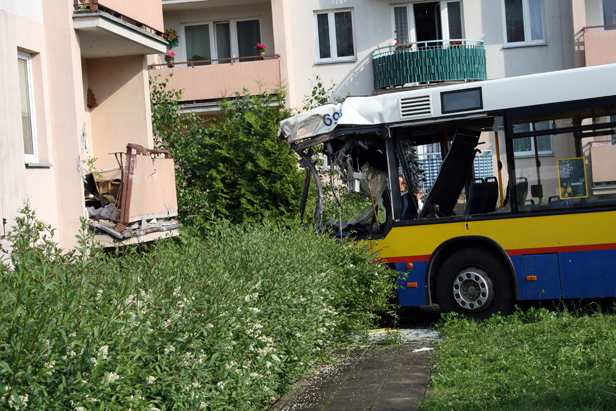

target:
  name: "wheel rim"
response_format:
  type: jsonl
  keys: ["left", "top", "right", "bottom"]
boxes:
{"left": 451, "top": 267, "right": 495, "bottom": 311}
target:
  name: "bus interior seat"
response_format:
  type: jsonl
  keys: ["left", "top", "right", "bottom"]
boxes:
{"left": 465, "top": 176, "right": 499, "bottom": 215}
{"left": 548, "top": 195, "right": 574, "bottom": 209}
{"left": 419, "top": 129, "right": 481, "bottom": 218}
{"left": 516, "top": 177, "right": 530, "bottom": 209}
{"left": 483, "top": 177, "right": 499, "bottom": 213}
{"left": 464, "top": 178, "right": 485, "bottom": 215}
{"left": 401, "top": 193, "right": 417, "bottom": 220}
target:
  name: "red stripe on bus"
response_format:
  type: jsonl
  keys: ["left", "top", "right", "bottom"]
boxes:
{"left": 380, "top": 255, "right": 431, "bottom": 264}
{"left": 379, "top": 243, "right": 616, "bottom": 264}
{"left": 506, "top": 243, "right": 616, "bottom": 256}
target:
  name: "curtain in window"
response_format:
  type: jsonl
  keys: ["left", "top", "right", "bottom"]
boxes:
{"left": 394, "top": 6, "right": 409, "bottom": 44}
{"left": 237, "top": 20, "right": 261, "bottom": 58}
{"left": 18, "top": 58, "right": 34, "bottom": 156}
{"left": 317, "top": 13, "right": 331, "bottom": 59}
{"left": 334, "top": 11, "right": 354, "bottom": 57}
{"left": 528, "top": 0, "right": 544, "bottom": 41}
{"left": 215, "top": 22, "right": 231, "bottom": 63}
{"left": 447, "top": 2, "right": 463, "bottom": 39}
{"left": 505, "top": 0, "right": 525, "bottom": 43}
{"left": 185, "top": 24, "right": 211, "bottom": 63}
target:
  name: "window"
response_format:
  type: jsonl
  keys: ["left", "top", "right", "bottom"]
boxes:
{"left": 392, "top": 2, "right": 463, "bottom": 45}
{"left": 314, "top": 9, "right": 355, "bottom": 63}
{"left": 513, "top": 121, "right": 553, "bottom": 157}
{"left": 18, "top": 53, "right": 38, "bottom": 163}
{"left": 502, "top": 0, "right": 545, "bottom": 46}
{"left": 184, "top": 19, "right": 261, "bottom": 64}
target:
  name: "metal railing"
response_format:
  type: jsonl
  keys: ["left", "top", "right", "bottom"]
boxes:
{"left": 372, "top": 39, "right": 486, "bottom": 89}
{"left": 148, "top": 54, "right": 280, "bottom": 70}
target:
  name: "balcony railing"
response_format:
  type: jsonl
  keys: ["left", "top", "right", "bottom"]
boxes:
{"left": 372, "top": 39, "right": 486, "bottom": 90}
{"left": 149, "top": 55, "right": 281, "bottom": 103}
{"left": 582, "top": 25, "right": 616, "bottom": 67}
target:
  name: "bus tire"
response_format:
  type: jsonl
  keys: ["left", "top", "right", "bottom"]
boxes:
{"left": 435, "top": 247, "right": 513, "bottom": 320}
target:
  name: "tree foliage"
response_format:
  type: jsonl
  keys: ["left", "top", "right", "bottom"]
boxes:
{"left": 150, "top": 76, "right": 304, "bottom": 224}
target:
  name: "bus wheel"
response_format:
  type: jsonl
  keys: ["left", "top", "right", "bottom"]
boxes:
{"left": 435, "top": 248, "right": 513, "bottom": 320}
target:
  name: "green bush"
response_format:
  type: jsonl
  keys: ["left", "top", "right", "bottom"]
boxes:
{"left": 150, "top": 76, "right": 304, "bottom": 225}
{"left": 0, "top": 205, "right": 395, "bottom": 410}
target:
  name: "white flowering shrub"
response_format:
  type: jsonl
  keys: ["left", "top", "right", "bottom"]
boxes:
{"left": 0, "top": 205, "right": 395, "bottom": 410}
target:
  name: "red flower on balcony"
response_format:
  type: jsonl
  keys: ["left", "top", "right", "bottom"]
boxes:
{"left": 164, "top": 51, "right": 175, "bottom": 62}
{"left": 394, "top": 42, "right": 411, "bottom": 51}
{"left": 254, "top": 43, "right": 267, "bottom": 53}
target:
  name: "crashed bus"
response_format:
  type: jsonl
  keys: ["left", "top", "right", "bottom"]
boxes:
{"left": 279, "top": 64, "right": 616, "bottom": 319}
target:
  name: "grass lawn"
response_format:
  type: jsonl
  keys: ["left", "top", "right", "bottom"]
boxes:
{"left": 422, "top": 306, "right": 616, "bottom": 410}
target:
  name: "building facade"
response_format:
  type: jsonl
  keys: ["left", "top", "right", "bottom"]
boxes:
{"left": 0, "top": 0, "right": 166, "bottom": 250}
{"left": 157, "top": 0, "right": 614, "bottom": 111}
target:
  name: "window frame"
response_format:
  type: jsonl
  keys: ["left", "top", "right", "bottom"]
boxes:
{"left": 501, "top": 0, "right": 547, "bottom": 47}
{"left": 390, "top": 1, "right": 464, "bottom": 45}
{"left": 18, "top": 52, "right": 38, "bottom": 164}
{"left": 182, "top": 17, "right": 262, "bottom": 63}
{"left": 512, "top": 121, "right": 554, "bottom": 158}
{"left": 314, "top": 8, "right": 357, "bottom": 64}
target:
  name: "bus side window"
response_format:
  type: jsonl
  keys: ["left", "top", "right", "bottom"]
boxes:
{"left": 512, "top": 112, "right": 616, "bottom": 212}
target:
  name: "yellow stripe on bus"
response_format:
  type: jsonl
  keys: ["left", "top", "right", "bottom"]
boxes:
{"left": 375, "top": 210, "right": 616, "bottom": 261}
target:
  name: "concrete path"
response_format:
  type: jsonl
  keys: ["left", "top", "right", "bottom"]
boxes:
{"left": 270, "top": 329, "right": 439, "bottom": 411}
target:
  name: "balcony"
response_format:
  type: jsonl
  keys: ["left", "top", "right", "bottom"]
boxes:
{"left": 372, "top": 40, "right": 486, "bottom": 90}
{"left": 149, "top": 55, "right": 282, "bottom": 104}
{"left": 73, "top": 0, "right": 166, "bottom": 58}
{"left": 583, "top": 25, "right": 616, "bottom": 66}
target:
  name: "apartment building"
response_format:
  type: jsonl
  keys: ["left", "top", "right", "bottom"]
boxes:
{"left": 0, "top": 0, "right": 168, "bottom": 250}
{"left": 3, "top": 0, "right": 614, "bottom": 250}
{"left": 156, "top": 0, "right": 615, "bottom": 112}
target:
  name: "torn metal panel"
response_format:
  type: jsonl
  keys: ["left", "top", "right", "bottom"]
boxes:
{"left": 117, "top": 143, "right": 178, "bottom": 226}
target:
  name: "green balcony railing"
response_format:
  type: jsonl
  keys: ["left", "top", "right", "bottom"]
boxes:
{"left": 372, "top": 39, "right": 487, "bottom": 89}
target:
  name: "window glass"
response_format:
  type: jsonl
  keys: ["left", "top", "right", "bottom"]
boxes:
{"left": 215, "top": 22, "right": 231, "bottom": 63}
{"left": 394, "top": 6, "right": 409, "bottom": 43}
{"left": 504, "top": 0, "right": 525, "bottom": 43}
{"left": 18, "top": 54, "right": 36, "bottom": 161}
{"left": 528, "top": 0, "right": 544, "bottom": 41}
{"left": 513, "top": 121, "right": 552, "bottom": 156}
{"left": 503, "top": 0, "right": 545, "bottom": 45}
{"left": 513, "top": 107, "right": 616, "bottom": 213}
{"left": 185, "top": 24, "right": 211, "bottom": 62}
{"left": 447, "top": 2, "right": 463, "bottom": 39}
{"left": 334, "top": 11, "right": 354, "bottom": 57}
{"left": 317, "top": 13, "right": 331, "bottom": 59}
{"left": 604, "top": 0, "right": 616, "bottom": 28}
{"left": 315, "top": 10, "right": 355, "bottom": 62}
{"left": 236, "top": 20, "right": 261, "bottom": 57}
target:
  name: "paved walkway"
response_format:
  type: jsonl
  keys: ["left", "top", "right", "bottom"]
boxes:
{"left": 270, "top": 329, "right": 439, "bottom": 411}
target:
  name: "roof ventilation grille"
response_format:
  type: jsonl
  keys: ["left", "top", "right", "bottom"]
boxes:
{"left": 399, "top": 95, "right": 432, "bottom": 119}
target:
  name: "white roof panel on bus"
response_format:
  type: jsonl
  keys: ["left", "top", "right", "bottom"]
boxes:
{"left": 279, "top": 64, "right": 616, "bottom": 145}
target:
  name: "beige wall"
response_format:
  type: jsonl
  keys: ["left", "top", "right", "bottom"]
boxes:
{"left": 1, "top": 0, "right": 161, "bottom": 251}
{"left": 87, "top": 55, "right": 154, "bottom": 170}
{"left": 99, "top": 0, "right": 164, "bottom": 32}
{"left": 0, "top": 8, "right": 61, "bottom": 251}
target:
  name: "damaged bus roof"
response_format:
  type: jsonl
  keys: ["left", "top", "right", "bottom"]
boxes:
{"left": 279, "top": 63, "right": 616, "bottom": 150}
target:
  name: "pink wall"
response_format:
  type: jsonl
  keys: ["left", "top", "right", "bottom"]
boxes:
{"left": 154, "top": 59, "right": 281, "bottom": 102}
{"left": 584, "top": 30, "right": 616, "bottom": 66}
{"left": 87, "top": 55, "right": 154, "bottom": 170}
{"left": 99, "top": 0, "right": 164, "bottom": 32}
